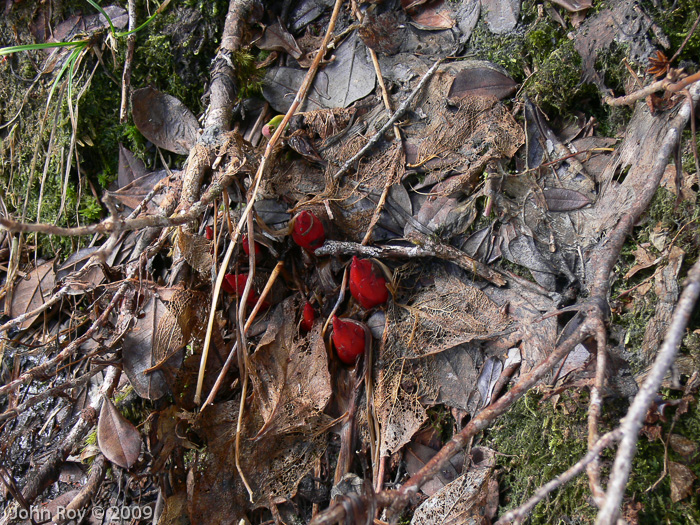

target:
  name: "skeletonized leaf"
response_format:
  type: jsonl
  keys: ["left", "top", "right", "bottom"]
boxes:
{"left": 132, "top": 87, "right": 199, "bottom": 154}
{"left": 9, "top": 260, "right": 56, "bottom": 330}
{"left": 97, "top": 396, "right": 142, "bottom": 469}
{"left": 543, "top": 188, "right": 592, "bottom": 211}
{"left": 411, "top": 447, "right": 496, "bottom": 524}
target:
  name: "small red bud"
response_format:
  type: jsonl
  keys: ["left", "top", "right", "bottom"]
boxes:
{"left": 332, "top": 316, "right": 368, "bottom": 365}
{"left": 292, "top": 210, "right": 325, "bottom": 252}
{"left": 300, "top": 302, "right": 316, "bottom": 332}
{"left": 222, "top": 273, "right": 268, "bottom": 308}
{"left": 241, "top": 234, "right": 262, "bottom": 257}
{"left": 205, "top": 226, "right": 214, "bottom": 240}
{"left": 349, "top": 256, "right": 388, "bottom": 309}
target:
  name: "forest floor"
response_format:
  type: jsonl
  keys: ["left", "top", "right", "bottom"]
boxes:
{"left": 1, "top": 0, "right": 700, "bottom": 524}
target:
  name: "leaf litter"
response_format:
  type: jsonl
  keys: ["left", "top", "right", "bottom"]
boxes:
{"left": 1, "top": 0, "right": 699, "bottom": 524}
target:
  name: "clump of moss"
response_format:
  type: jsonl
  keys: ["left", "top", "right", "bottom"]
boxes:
{"left": 487, "top": 391, "right": 595, "bottom": 524}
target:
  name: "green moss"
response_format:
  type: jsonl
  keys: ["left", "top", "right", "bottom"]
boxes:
{"left": 487, "top": 391, "right": 595, "bottom": 524}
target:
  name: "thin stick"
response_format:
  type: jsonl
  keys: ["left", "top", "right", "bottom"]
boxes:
{"left": 495, "top": 429, "right": 623, "bottom": 525}
{"left": 333, "top": 57, "right": 443, "bottom": 180}
{"left": 586, "top": 316, "right": 607, "bottom": 506}
{"left": 596, "top": 258, "right": 700, "bottom": 525}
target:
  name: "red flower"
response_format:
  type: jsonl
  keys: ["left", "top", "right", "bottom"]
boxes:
{"left": 292, "top": 210, "right": 325, "bottom": 252}
{"left": 222, "top": 273, "right": 269, "bottom": 308}
{"left": 349, "top": 256, "right": 388, "bottom": 309}
{"left": 241, "top": 234, "right": 262, "bottom": 257}
{"left": 300, "top": 302, "right": 316, "bottom": 332}
{"left": 332, "top": 316, "right": 367, "bottom": 365}
{"left": 205, "top": 226, "right": 214, "bottom": 240}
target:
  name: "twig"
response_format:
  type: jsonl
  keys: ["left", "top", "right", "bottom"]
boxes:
{"left": 315, "top": 237, "right": 506, "bottom": 286}
{"left": 332, "top": 57, "right": 443, "bottom": 180}
{"left": 0, "top": 365, "right": 105, "bottom": 423}
{"left": 586, "top": 316, "right": 607, "bottom": 506}
{"left": 496, "top": 429, "right": 623, "bottom": 525}
{"left": 0, "top": 282, "right": 127, "bottom": 397}
{"left": 54, "top": 455, "right": 107, "bottom": 525}
{"left": 0, "top": 367, "right": 120, "bottom": 524}
{"left": 118, "top": 0, "right": 137, "bottom": 123}
{"left": 596, "top": 257, "right": 700, "bottom": 525}
{"left": 311, "top": 318, "right": 591, "bottom": 524}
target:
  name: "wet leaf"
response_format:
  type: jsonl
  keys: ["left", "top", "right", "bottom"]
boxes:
{"left": 9, "top": 260, "right": 56, "bottom": 330}
{"left": 97, "top": 396, "right": 142, "bottom": 469}
{"left": 543, "top": 188, "right": 592, "bottom": 211}
{"left": 132, "top": 87, "right": 199, "bottom": 154}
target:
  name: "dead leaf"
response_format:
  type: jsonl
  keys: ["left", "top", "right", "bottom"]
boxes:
{"left": 543, "top": 188, "right": 592, "bottom": 211}
{"left": 97, "top": 396, "right": 142, "bottom": 469}
{"left": 132, "top": 87, "right": 199, "bottom": 154}
{"left": 118, "top": 143, "right": 147, "bottom": 189}
{"left": 407, "top": 0, "right": 456, "bottom": 30}
{"left": 448, "top": 62, "right": 518, "bottom": 101}
{"left": 107, "top": 169, "right": 171, "bottom": 213}
{"left": 249, "top": 297, "right": 332, "bottom": 439}
{"left": 405, "top": 438, "right": 464, "bottom": 496}
{"left": 623, "top": 245, "right": 659, "bottom": 280}
{"left": 669, "top": 434, "right": 698, "bottom": 459}
{"left": 9, "top": 260, "right": 56, "bottom": 329}
{"left": 477, "top": 356, "right": 503, "bottom": 407}
{"left": 263, "top": 32, "right": 375, "bottom": 113}
{"left": 256, "top": 19, "right": 302, "bottom": 59}
{"left": 481, "top": 0, "right": 520, "bottom": 34}
{"left": 420, "top": 343, "right": 482, "bottom": 413}
{"left": 177, "top": 229, "right": 213, "bottom": 275}
{"left": 669, "top": 461, "right": 696, "bottom": 502}
{"left": 411, "top": 447, "right": 496, "bottom": 524}
{"left": 122, "top": 289, "right": 184, "bottom": 401}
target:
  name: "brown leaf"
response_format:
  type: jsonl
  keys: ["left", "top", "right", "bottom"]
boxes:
{"left": 256, "top": 19, "right": 302, "bottom": 59}
{"left": 669, "top": 434, "right": 698, "bottom": 459}
{"left": 669, "top": 461, "right": 697, "bottom": 502}
{"left": 448, "top": 63, "right": 518, "bottom": 101}
{"left": 107, "top": 169, "right": 171, "bottom": 212}
{"left": 249, "top": 297, "right": 332, "bottom": 439}
{"left": 122, "top": 290, "right": 183, "bottom": 401}
{"left": 411, "top": 447, "right": 496, "bottom": 524}
{"left": 132, "top": 87, "right": 199, "bottom": 154}
{"left": 623, "top": 245, "right": 658, "bottom": 280}
{"left": 543, "top": 188, "right": 592, "bottom": 211}
{"left": 9, "top": 260, "right": 56, "bottom": 329}
{"left": 118, "top": 143, "right": 146, "bottom": 188}
{"left": 97, "top": 396, "right": 142, "bottom": 469}
{"left": 404, "top": 435, "right": 464, "bottom": 496}
{"left": 407, "top": 0, "right": 456, "bottom": 30}
{"left": 177, "top": 229, "right": 213, "bottom": 275}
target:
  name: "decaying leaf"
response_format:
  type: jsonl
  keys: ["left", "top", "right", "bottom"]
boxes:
{"left": 404, "top": 430, "right": 465, "bottom": 496}
{"left": 9, "top": 260, "right": 56, "bottom": 330}
{"left": 117, "top": 143, "right": 147, "bottom": 189}
{"left": 263, "top": 32, "right": 375, "bottom": 113}
{"left": 177, "top": 229, "right": 213, "bottom": 275}
{"left": 481, "top": 0, "right": 520, "bottom": 34}
{"left": 543, "top": 188, "right": 592, "bottom": 211}
{"left": 420, "top": 343, "right": 482, "bottom": 413}
{"left": 669, "top": 461, "right": 696, "bottom": 502}
{"left": 447, "top": 61, "right": 518, "bottom": 101}
{"left": 411, "top": 447, "right": 496, "bottom": 524}
{"left": 97, "top": 396, "right": 142, "bottom": 469}
{"left": 256, "top": 19, "right": 302, "bottom": 59}
{"left": 132, "top": 87, "right": 199, "bottom": 154}
{"left": 406, "top": 0, "right": 456, "bottom": 30}
{"left": 388, "top": 270, "right": 511, "bottom": 359}
{"left": 249, "top": 297, "right": 332, "bottom": 439}
{"left": 107, "top": 169, "right": 171, "bottom": 213}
